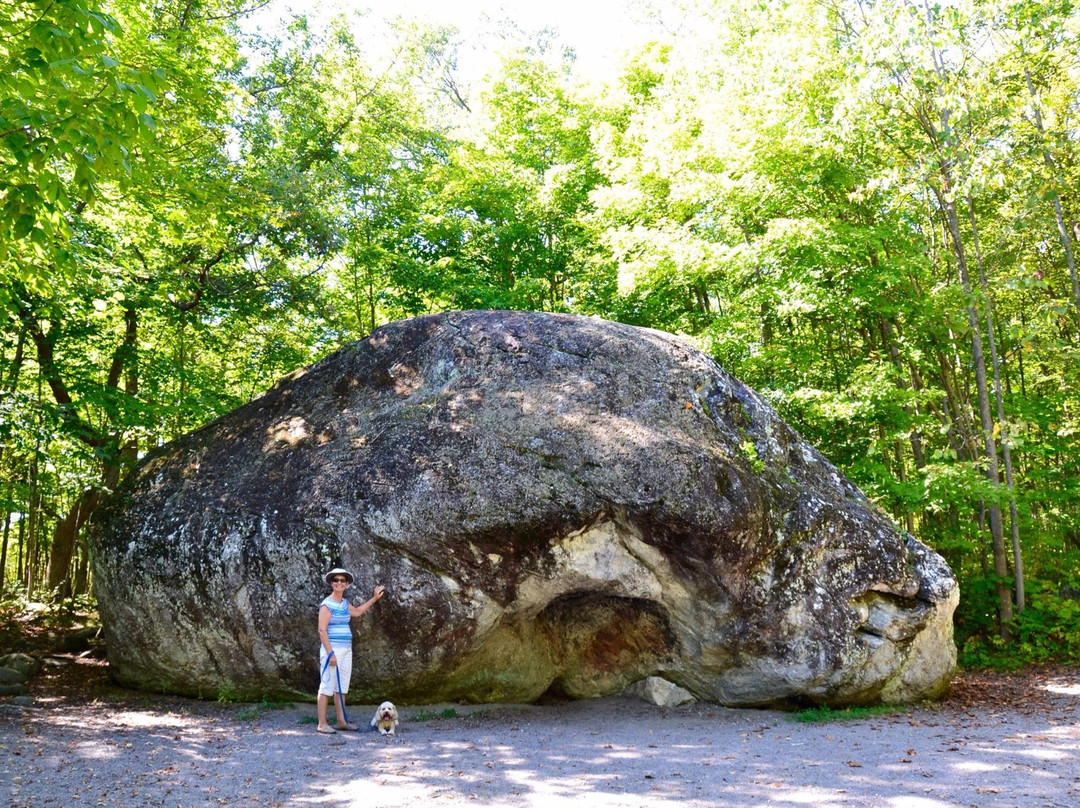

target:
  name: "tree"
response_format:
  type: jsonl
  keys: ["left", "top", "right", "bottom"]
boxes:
{"left": 0, "top": 0, "right": 160, "bottom": 297}
{"left": 3, "top": 1, "right": 338, "bottom": 598}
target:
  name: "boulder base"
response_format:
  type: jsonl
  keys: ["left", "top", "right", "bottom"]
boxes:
{"left": 90, "top": 311, "right": 957, "bottom": 705}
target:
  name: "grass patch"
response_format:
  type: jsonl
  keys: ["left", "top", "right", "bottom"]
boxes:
{"left": 233, "top": 698, "right": 294, "bottom": 721}
{"left": 298, "top": 715, "right": 318, "bottom": 725}
{"left": 790, "top": 704, "right": 906, "bottom": 723}
{"left": 412, "top": 707, "right": 458, "bottom": 721}
{"left": 217, "top": 687, "right": 242, "bottom": 704}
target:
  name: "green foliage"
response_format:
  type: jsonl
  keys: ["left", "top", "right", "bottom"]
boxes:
{"left": 583, "top": 0, "right": 1080, "bottom": 663}
{"left": 738, "top": 439, "right": 765, "bottom": 473}
{"left": 0, "top": 590, "right": 98, "bottom": 650}
{"left": 412, "top": 707, "right": 458, "bottom": 721}
{"left": 960, "top": 574, "right": 1080, "bottom": 670}
{"left": 0, "top": 592, "right": 29, "bottom": 651}
{"left": 790, "top": 704, "right": 907, "bottom": 723}
{"left": 216, "top": 686, "right": 242, "bottom": 704}
{"left": 0, "top": 0, "right": 161, "bottom": 296}
{"left": 234, "top": 698, "right": 293, "bottom": 721}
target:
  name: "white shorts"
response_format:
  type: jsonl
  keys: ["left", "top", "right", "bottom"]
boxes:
{"left": 318, "top": 643, "right": 353, "bottom": 696}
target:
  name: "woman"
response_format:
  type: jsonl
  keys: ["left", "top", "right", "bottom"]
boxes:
{"left": 317, "top": 567, "right": 385, "bottom": 734}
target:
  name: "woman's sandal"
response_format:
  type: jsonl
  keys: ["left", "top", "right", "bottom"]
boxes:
{"left": 317, "top": 724, "right": 337, "bottom": 734}
{"left": 338, "top": 722, "right": 359, "bottom": 731}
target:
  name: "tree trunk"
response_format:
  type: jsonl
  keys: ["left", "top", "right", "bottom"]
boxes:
{"left": 877, "top": 313, "right": 927, "bottom": 468}
{"left": 893, "top": 440, "right": 916, "bottom": 533}
{"left": 42, "top": 305, "right": 138, "bottom": 599}
{"left": 368, "top": 265, "right": 376, "bottom": 335}
{"left": 0, "top": 327, "right": 26, "bottom": 471}
{"left": 73, "top": 535, "right": 91, "bottom": 596}
{"left": 25, "top": 454, "right": 40, "bottom": 593}
{"left": 46, "top": 485, "right": 111, "bottom": 596}
{"left": 176, "top": 314, "right": 188, "bottom": 435}
{"left": 1026, "top": 68, "right": 1080, "bottom": 341}
{"left": 16, "top": 507, "right": 26, "bottom": 590}
{"left": 907, "top": 0, "right": 1013, "bottom": 635}
{"left": 0, "top": 510, "right": 10, "bottom": 596}
{"left": 935, "top": 183, "right": 1013, "bottom": 637}
{"left": 931, "top": 343, "right": 976, "bottom": 461}
{"left": 966, "top": 193, "right": 1025, "bottom": 611}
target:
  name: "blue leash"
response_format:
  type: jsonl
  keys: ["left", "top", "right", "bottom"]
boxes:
{"left": 321, "top": 650, "right": 351, "bottom": 728}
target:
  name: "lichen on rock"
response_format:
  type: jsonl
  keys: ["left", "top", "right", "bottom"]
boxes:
{"left": 90, "top": 310, "right": 957, "bottom": 706}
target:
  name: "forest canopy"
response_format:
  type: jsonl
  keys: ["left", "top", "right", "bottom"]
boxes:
{"left": 2, "top": 0, "right": 1080, "bottom": 669}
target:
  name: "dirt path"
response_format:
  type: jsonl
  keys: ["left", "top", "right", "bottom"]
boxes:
{"left": 2, "top": 658, "right": 1078, "bottom": 807}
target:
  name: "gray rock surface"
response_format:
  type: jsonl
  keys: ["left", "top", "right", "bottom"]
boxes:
{"left": 90, "top": 310, "right": 957, "bottom": 706}
{"left": 0, "top": 653, "right": 40, "bottom": 680}
{"left": 625, "top": 676, "right": 697, "bottom": 707}
{"left": 0, "top": 667, "right": 25, "bottom": 685}
{"left": 56, "top": 627, "right": 99, "bottom": 653}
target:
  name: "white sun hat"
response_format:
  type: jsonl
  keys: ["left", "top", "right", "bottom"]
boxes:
{"left": 324, "top": 568, "right": 354, "bottom": 585}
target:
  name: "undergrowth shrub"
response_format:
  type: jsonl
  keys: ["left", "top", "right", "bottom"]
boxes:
{"left": 958, "top": 576, "right": 1080, "bottom": 670}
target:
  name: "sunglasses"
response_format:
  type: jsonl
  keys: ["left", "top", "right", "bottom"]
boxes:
{"left": 331, "top": 578, "right": 349, "bottom": 583}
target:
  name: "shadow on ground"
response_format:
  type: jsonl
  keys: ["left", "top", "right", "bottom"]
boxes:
{"left": 1, "top": 658, "right": 1077, "bottom": 807}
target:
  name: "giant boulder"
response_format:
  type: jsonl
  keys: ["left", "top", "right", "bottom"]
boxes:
{"left": 90, "top": 310, "right": 957, "bottom": 706}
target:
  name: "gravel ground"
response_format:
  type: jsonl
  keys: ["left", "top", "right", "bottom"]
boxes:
{"left": 2, "top": 658, "right": 1078, "bottom": 808}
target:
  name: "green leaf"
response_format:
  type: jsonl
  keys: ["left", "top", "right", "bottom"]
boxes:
{"left": 13, "top": 215, "right": 37, "bottom": 240}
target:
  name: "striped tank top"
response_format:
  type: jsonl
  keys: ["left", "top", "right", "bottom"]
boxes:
{"left": 320, "top": 596, "right": 351, "bottom": 644}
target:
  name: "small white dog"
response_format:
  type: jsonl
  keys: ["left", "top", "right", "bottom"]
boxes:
{"left": 371, "top": 701, "right": 399, "bottom": 735}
